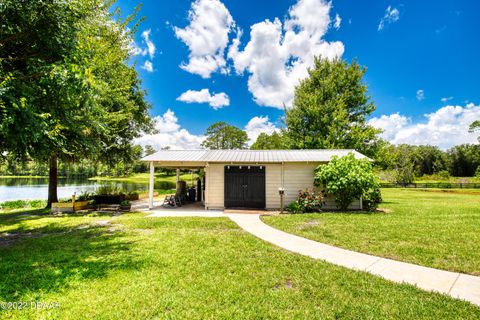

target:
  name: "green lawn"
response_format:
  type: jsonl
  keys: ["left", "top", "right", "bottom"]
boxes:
{"left": 0, "top": 209, "right": 479, "bottom": 318}
{"left": 263, "top": 188, "right": 480, "bottom": 276}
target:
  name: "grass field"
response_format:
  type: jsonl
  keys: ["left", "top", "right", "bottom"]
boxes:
{"left": 0, "top": 209, "right": 479, "bottom": 319}
{"left": 263, "top": 188, "right": 480, "bottom": 275}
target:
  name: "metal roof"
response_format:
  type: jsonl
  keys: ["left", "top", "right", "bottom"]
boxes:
{"left": 141, "top": 149, "right": 368, "bottom": 163}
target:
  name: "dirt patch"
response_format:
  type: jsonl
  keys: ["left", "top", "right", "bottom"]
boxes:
{"left": 376, "top": 208, "right": 393, "bottom": 214}
{"left": 274, "top": 279, "right": 294, "bottom": 290}
{"left": 135, "top": 229, "right": 154, "bottom": 235}
{"left": 298, "top": 220, "right": 321, "bottom": 230}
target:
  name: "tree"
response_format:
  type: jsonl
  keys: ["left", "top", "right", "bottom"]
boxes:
{"left": 250, "top": 132, "right": 286, "bottom": 150}
{"left": 392, "top": 145, "right": 415, "bottom": 184}
{"left": 285, "top": 57, "right": 381, "bottom": 158}
{"left": 144, "top": 145, "right": 157, "bottom": 156}
{"left": 315, "top": 154, "right": 380, "bottom": 211}
{"left": 448, "top": 144, "right": 480, "bottom": 177}
{"left": 201, "top": 122, "right": 248, "bottom": 150}
{"left": 0, "top": 0, "right": 154, "bottom": 206}
{"left": 470, "top": 120, "right": 480, "bottom": 142}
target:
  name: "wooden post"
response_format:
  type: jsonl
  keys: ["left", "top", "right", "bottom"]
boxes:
{"left": 176, "top": 168, "right": 180, "bottom": 182}
{"left": 149, "top": 162, "right": 154, "bottom": 210}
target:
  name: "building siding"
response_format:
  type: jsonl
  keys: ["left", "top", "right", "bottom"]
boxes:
{"left": 265, "top": 165, "right": 282, "bottom": 209}
{"left": 205, "top": 164, "right": 224, "bottom": 209}
{"left": 204, "top": 162, "right": 361, "bottom": 210}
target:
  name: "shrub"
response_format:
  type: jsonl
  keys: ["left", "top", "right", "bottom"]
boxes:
{"left": 435, "top": 170, "right": 451, "bottom": 180}
{"left": 475, "top": 167, "right": 480, "bottom": 178}
{"left": 315, "top": 153, "right": 381, "bottom": 211}
{"left": 77, "top": 192, "right": 93, "bottom": 201}
{"left": 287, "top": 189, "right": 324, "bottom": 214}
{"left": 286, "top": 201, "right": 303, "bottom": 214}
{"left": 96, "top": 184, "right": 123, "bottom": 195}
{"left": 362, "top": 188, "right": 382, "bottom": 212}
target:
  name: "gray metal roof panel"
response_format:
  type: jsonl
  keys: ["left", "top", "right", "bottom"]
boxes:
{"left": 141, "top": 149, "right": 369, "bottom": 163}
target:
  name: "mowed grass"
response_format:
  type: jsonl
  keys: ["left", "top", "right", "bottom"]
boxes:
{"left": 263, "top": 188, "right": 480, "bottom": 275}
{"left": 0, "top": 210, "right": 479, "bottom": 318}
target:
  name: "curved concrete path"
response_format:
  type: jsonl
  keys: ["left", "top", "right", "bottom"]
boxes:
{"left": 228, "top": 214, "right": 480, "bottom": 307}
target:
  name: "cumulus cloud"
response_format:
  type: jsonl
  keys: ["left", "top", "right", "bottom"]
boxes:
{"left": 228, "top": 0, "right": 344, "bottom": 108}
{"left": 333, "top": 13, "right": 342, "bottom": 30}
{"left": 141, "top": 60, "right": 154, "bottom": 72}
{"left": 174, "top": 0, "right": 234, "bottom": 78}
{"left": 369, "top": 103, "right": 480, "bottom": 149}
{"left": 378, "top": 6, "right": 400, "bottom": 31}
{"left": 177, "top": 89, "right": 230, "bottom": 109}
{"left": 416, "top": 89, "right": 425, "bottom": 101}
{"left": 244, "top": 116, "right": 279, "bottom": 145}
{"left": 135, "top": 109, "right": 205, "bottom": 150}
{"left": 135, "top": 111, "right": 282, "bottom": 150}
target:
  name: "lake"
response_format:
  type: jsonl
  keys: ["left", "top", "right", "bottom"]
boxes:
{"left": 0, "top": 177, "right": 150, "bottom": 202}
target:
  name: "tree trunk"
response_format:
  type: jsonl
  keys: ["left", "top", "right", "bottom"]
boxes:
{"left": 47, "top": 154, "right": 58, "bottom": 208}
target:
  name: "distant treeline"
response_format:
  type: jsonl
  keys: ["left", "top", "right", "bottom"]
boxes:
{"left": 0, "top": 158, "right": 149, "bottom": 178}
{"left": 0, "top": 145, "right": 154, "bottom": 178}
{"left": 375, "top": 143, "right": 480, "bottom": 183}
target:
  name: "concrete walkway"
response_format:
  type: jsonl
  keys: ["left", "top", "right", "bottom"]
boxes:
{"left": 228, "top": 214, "right": 480, "bottom": 307}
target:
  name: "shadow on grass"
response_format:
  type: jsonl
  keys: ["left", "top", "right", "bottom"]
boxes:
{"left": 0, "top": 210, "right": 119, "bottom": 229}
{"left": 0, "top": 221, "right": 140, "bottom": 300}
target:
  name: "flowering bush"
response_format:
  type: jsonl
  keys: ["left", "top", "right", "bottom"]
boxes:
{"left": 315, "top": 153, "right": 381, "bottom": 211}
{"left": 287, "top": 189, "right": 324, "bottom": 214}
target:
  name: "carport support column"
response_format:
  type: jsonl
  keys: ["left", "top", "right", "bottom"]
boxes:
{"left": 176, "top": 168, "right": 180, "bottom": 182}
{"left": 149, "top": 161, "right": 154, "bottom": 210}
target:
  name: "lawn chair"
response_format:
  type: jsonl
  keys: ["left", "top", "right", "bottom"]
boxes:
{"left": 162, "top": 194, "right": 181, "bottom": 207}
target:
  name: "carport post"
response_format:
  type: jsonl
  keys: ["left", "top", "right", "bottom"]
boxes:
{"left": 149, "top": 161, "right": 154, "bottom": 209}
{"left": 176, "top": 168, "right": 180, "bottom": 182}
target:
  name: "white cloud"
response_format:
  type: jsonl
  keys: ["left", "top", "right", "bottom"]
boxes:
{"left": 135, "top": 109, "right": 205, "bottom": 150}
{"left": 141, "top": 29, "right": 156, "bottom": 59}
{"left": 369, "top": 103, "right": 480, "bottom": 149}
{"left": 228, "top": 0, "right": 344, "bottom": 108}
{"left": 177, "top": 89, "right": 230, "bottom": 109}
{"left": 441, "top": 96, "right": 454, "bottom": 103}
{"left": 130, "top": 29, "right": 156, "bottom": 59}
{"left": 378, "top": 6, "right": 400, "bottom": 31}
{"left": 416, "top": 89, "right": 425, "bottom": 101}
{"left": 333, "top": 13, "right": 342, "bottom": 30}
{"left": 244, "top": 116, "right": 279, "bottom": 145}
{"left": 174, "top": 0, "right": 234, "bottom": 78}
{"left": 141, "top": 60, "right": 154, "bottom": 72}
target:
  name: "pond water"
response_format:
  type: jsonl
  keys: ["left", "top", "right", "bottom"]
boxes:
{"left": 0, "top": 177, "right": 150, "bottom": 202}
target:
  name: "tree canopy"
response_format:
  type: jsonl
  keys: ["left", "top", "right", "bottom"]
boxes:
{"left": 250, "top": 132, "right": 286, "bottom": 150}
{"left": 470, "top": 120, "right": 480, "bottom": 142}
{"left": 0, "top": 0, "right": 154, "bottom": 205}
{"left": 201, "top": 122, "right": 248, "bottom": 150}
{"left": 285, "top": 57, "right": 381, "bottom": 158}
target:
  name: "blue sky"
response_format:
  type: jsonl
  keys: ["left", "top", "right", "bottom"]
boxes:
{"left": 115, "top": 0, "right": 480, "bottom": 150}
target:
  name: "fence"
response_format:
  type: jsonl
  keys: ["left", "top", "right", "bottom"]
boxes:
{"left": 380, "top": 182, "right": 480, "bottom": 189}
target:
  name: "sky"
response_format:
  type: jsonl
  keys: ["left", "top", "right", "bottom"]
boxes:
{"left": 115, "top": 0, "right": 480, "bottom": 150}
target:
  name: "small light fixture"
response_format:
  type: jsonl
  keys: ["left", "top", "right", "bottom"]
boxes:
{"left": 248, "top": 166, "right": 251, "bottom": 169}
{"left": 239, "top": 166, "right": 242, "bottom": 169}
{"left": 227, "top": 165, "right": 230, "bottom": 169}
{"left": 260, "top": 166, "right": 263, "bottom": 170}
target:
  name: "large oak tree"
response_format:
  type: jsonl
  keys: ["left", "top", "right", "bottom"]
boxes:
{"left": 0, "top": 0, "right": 154, "bottom": 206}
